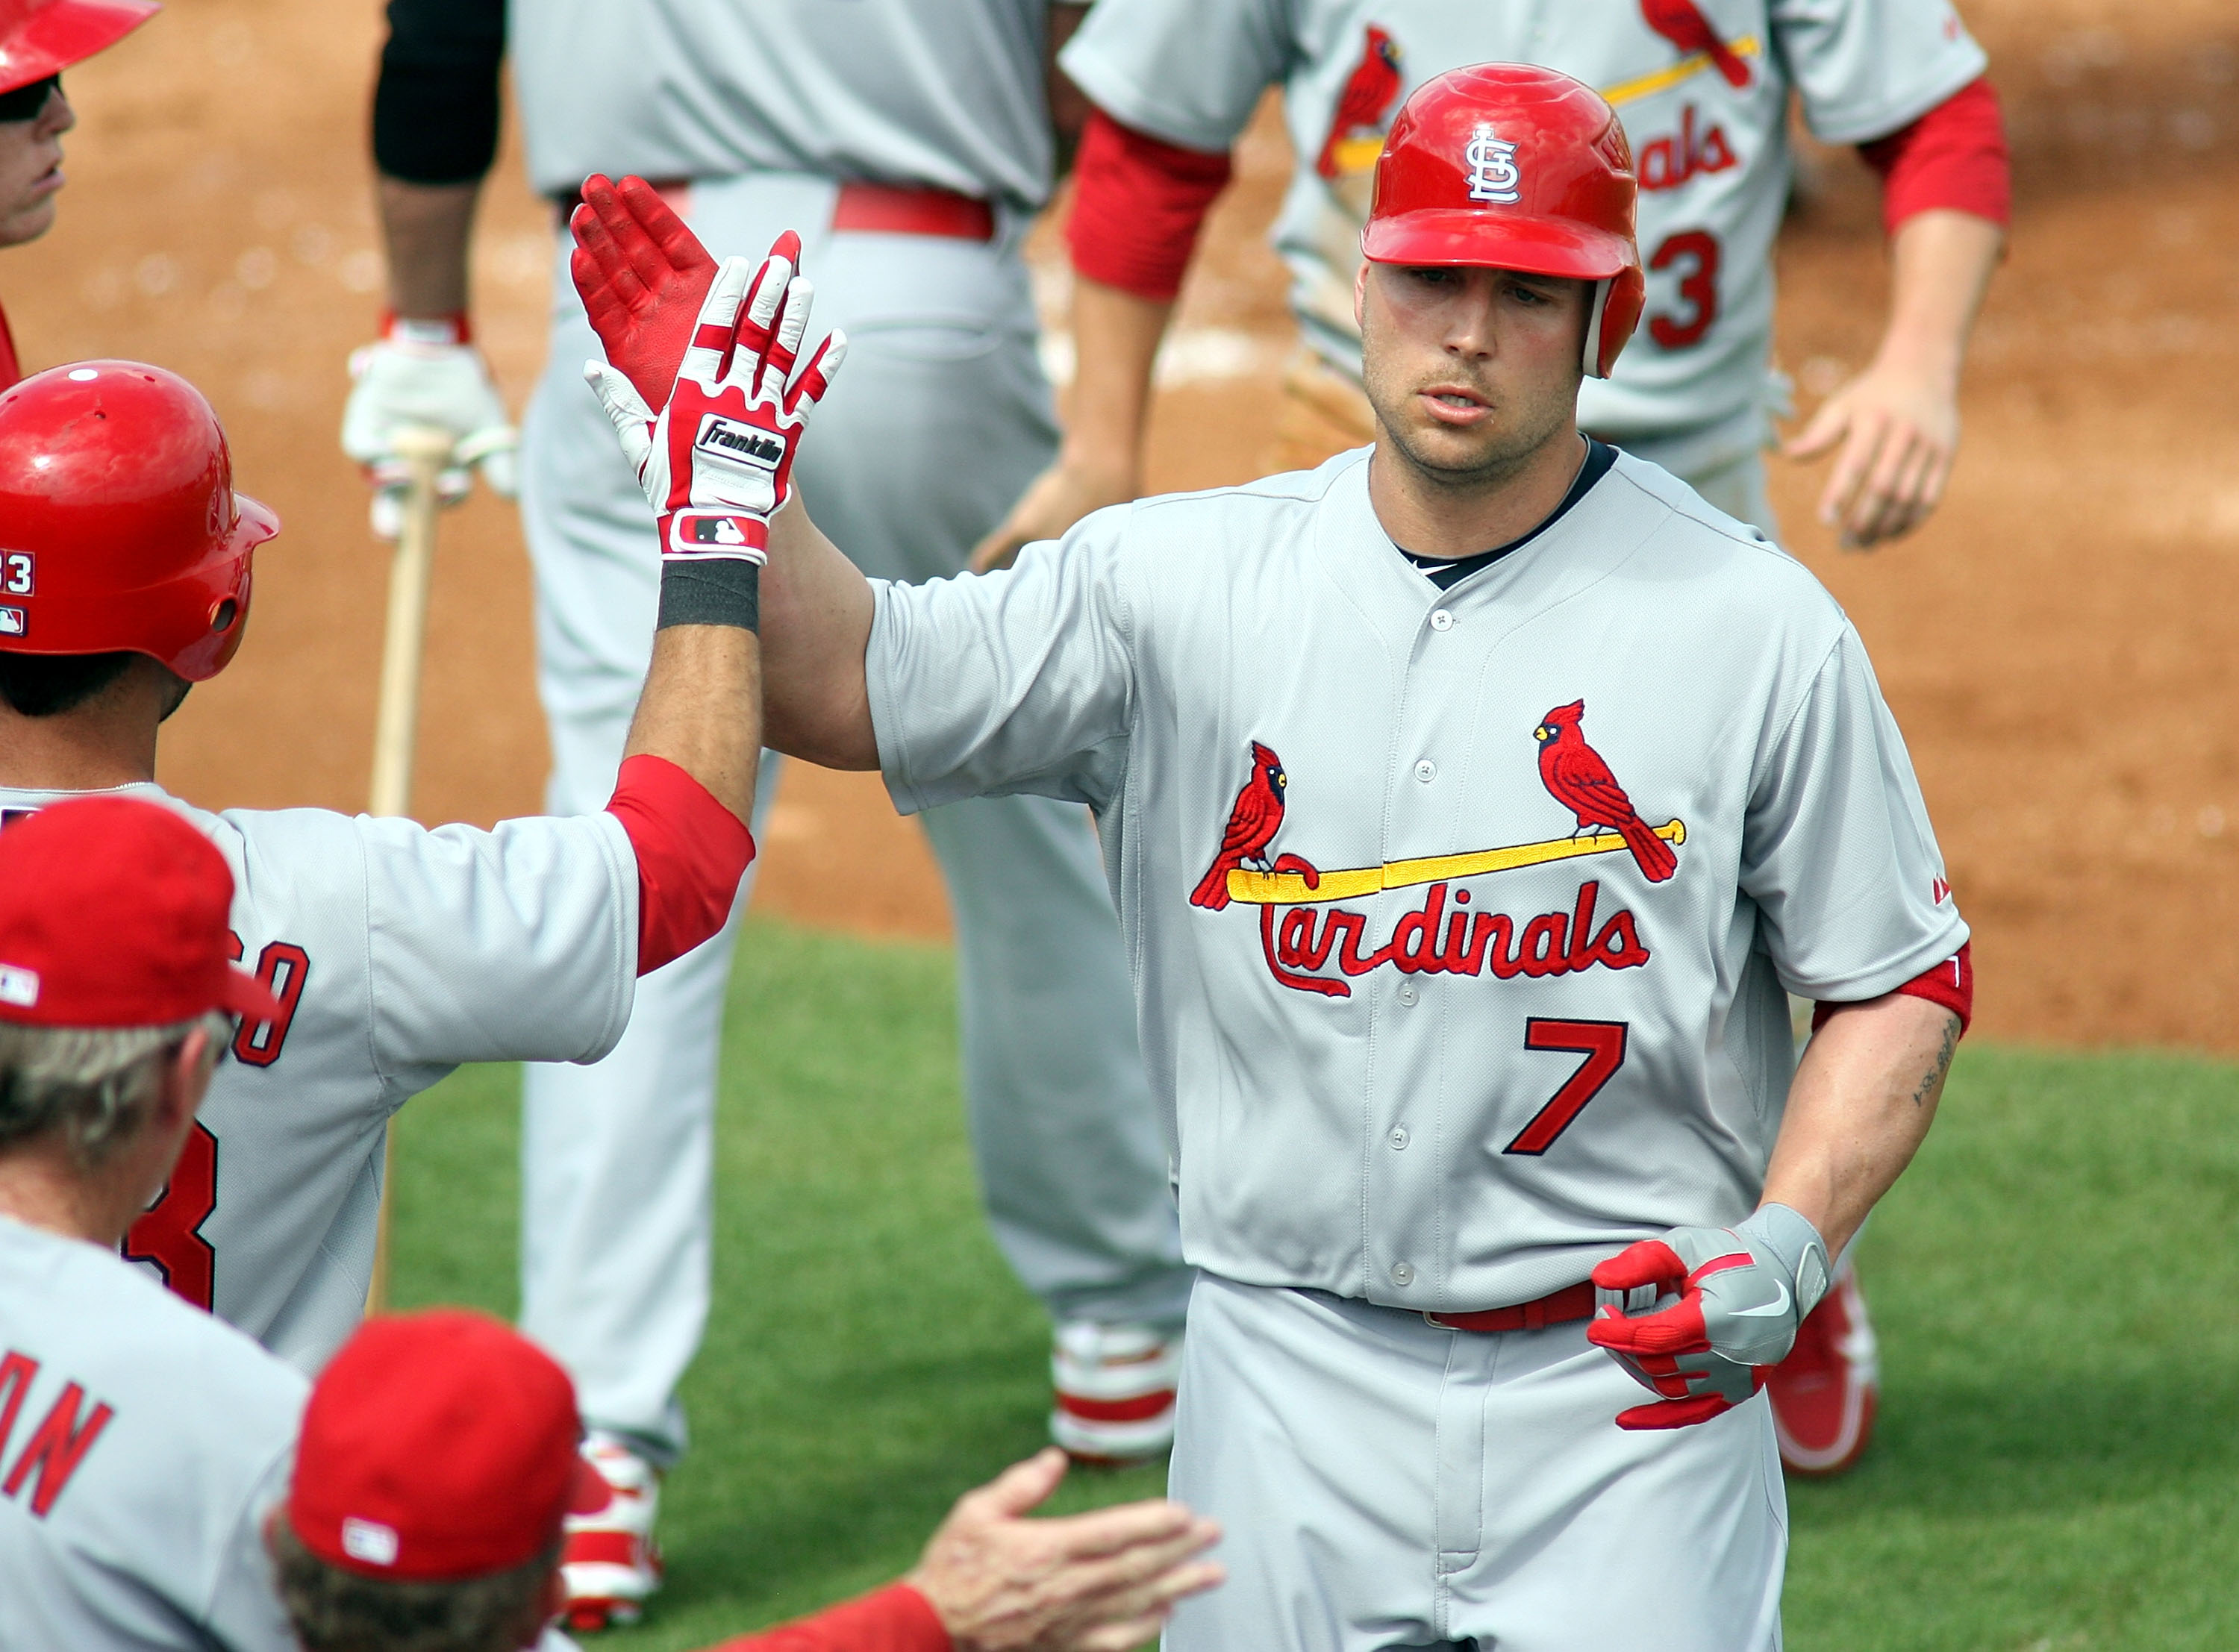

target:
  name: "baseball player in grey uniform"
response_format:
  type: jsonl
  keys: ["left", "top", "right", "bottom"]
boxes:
{"left": 0, "top": 796, "right": 307, "bottom": 1652}
{"left": 578, "top": 62, "right": 1974, "bottom": 1648}
{"left": 346, "top": 12, "right": 1193, "bottom": 1612}
{"left": 0, "top": 296, "right": 810, "bottom": 1625}
{"left": 977, "top": 0, "right": 2010, "bottom": 1476}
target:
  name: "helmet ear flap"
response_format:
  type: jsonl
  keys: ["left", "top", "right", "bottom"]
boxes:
{"left": 1584, "top": 269, "right": 1646, "bottom": 379}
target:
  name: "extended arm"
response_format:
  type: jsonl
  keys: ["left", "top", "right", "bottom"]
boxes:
{"left": 1784, "top": 79, "right": 2010, "bottom": 549}
{"left": 702, "top": 1451, "right": 1222, "bottom": 1652}
{"left": 758, "top": 501, "right": 880, "bottom": 771}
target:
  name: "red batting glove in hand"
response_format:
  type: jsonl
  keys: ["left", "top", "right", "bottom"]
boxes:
{"left": 584, "top": 234, "right": 845, "bottom": 560}
{"left": 1585, "top": 1204, "right": 1830, "bottom": 1431}
{"left": 570, "top": 174, "right": 729, "bottom": 409}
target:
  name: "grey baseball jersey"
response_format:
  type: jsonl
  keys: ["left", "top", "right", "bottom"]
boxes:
{"left": 0, "top": 1213, "right": 306, "bottom": 1652}
{"left": 867, "top": 447, "right": 1966, "bottom": 1308}
{"left": 0, "top": 782, "right": 640, "bottom": 1374}
{"left": 512, "top": 0, "right": 1060, "bottom": 210}
{"left": 1063, "top": 0, "right": 1986, "bottom": 474}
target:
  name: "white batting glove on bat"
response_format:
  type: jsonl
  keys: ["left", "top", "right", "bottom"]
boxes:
{"left": 584, "top": 234, "right": 843, "bottom": 563}
{"left": 1585, "top": 1203, "right": 1831, "bottom": 1431}
{"left": 341, "top": 316, "right": 519, "bottom": 539}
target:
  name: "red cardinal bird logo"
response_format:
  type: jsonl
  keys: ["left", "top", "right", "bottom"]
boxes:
{"left": 1534, "top": 701, "right": 1679, "bottom": 883}
{"left": 1315, "top": 25, "right": 1405, "bottom": 178}
{"left": 1638, "top": 0, "right": 1752, "bottom": 89}
{"left": 1191, "top": 742, "right": 1290, "bottom": 911}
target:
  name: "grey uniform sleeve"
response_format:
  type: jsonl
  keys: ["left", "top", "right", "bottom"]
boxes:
{"left": 1058, "top": 0, "right": 1292, "bottom": 151}
{"left": 358, "top": 812, "right": 640, "bottom": 1082}
{"left": 869, "top": 514, "right": 1139, "bottom": 817}
{"left": 1741, "top": 626, "right": 1967, "bottom": 1000}
{"left": 202, "top": 1444, "right": 300, "bottom": 1652}
{"left": 1770, "top": 0, "right": 1990, "bottom": 145}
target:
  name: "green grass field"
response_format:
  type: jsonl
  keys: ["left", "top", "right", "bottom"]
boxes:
{"left": 390, "top": 916, "right": 2239, "bottom": 1651}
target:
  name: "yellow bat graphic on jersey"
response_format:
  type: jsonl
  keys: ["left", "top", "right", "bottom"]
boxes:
{"left": 1225, "top": 819, "right": 1687, "bottom": 907}
{"left": 1600, "top": 37, "right": 1761, "bottom": 107}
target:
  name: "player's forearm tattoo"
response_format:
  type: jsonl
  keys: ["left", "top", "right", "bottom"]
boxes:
{"left": 1909, "top": 1016, "right": 1961, "bottom": 1109}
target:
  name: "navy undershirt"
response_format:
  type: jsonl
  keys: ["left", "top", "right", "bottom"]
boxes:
{"left": 1397, "top": 437, "right": 1618, "bottom": 591}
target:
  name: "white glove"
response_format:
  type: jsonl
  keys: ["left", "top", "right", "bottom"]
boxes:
{"left": 340, "top": 316, "right": 518, "bottom": 539}
{"left": 583, "top": 237, "right": 843, "bottom": 564}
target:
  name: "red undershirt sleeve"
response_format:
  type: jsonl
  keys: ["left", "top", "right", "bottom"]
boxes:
{"left": 1857, "top": 77, "right": 2011, "bottom": 239}
{"left": 605, "top": 753, "right": 756, "bottom": 976}
{"left": 1812, "top": 941, "right": 1973, "bottom": 1036}
{"left": 1066, "top": 107, "right": 1234, "bottom": 304}
{"left": 696, "top": 1582, "right": 950, "bottom": 1652}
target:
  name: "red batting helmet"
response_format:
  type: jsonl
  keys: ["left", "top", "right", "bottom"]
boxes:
{"left": 1363, "top": 63, "right": 1645, "bottom": 380}
{"left": 0, "top": 362, "right": 278, "bottom": 680}
{"left": 0, "top": 0, "right": 158, "bottom": 96}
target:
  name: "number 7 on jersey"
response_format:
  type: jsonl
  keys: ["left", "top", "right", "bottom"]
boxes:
{"left": 1505, "top": 1019, "right": 1628, "bottom": 1155}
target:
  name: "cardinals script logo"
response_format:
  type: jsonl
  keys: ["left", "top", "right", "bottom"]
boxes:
{"left": 1466, "top": 125, "right": 1522, "bottom": 204}
{"left": 1193, "top": 708, "right": 1682, "bottom": 998}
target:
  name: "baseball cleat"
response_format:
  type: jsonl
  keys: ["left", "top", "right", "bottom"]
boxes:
{"left": 1050, "top": 1321, "right": 1182, "bottom": 1465}
{"left": 560, "top": 1436, "right": 664, "bottom": 1632}
{"left": 1766, "top": 1260, "right": 1879, "bottom": 1477}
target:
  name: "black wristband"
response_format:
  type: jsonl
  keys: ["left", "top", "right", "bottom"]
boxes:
{"left": 657, "top": 558, "right": 761, "bottom": 633}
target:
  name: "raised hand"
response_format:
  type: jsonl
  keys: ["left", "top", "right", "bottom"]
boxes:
{"left": 584, "top": 233, "right": 845, "bottom": 563}
{"left": 569, "top": 173, "right": 726, "bottom": 408}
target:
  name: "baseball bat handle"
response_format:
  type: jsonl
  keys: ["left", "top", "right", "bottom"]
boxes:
{"left": 365, "top": 424, "right": 454, "bottom": 1318}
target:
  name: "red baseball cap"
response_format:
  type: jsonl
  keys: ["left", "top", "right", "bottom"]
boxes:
{"left": 287, "top": 1310, "right": 613, "bottom": 1582}
{"left": 0, "top": 795, "right": 279, "bottom": 1026}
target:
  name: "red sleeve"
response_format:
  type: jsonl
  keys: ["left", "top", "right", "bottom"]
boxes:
{"left": 1066, "top": 107, "right": 1234, "bottom": 304}
{"left": 699, "top": 1583, "right": 950, "bottom": 1652}
{"left": 1811, "top": 942, "right": 1973, "bottom": 1036}
{"left": 1857, "top": 78, "right": 2011, "bottom": 237}
{"left": 605, "top": 753, "right": 756, "bottom": 975}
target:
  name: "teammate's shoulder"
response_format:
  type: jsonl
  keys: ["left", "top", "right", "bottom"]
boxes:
{"left": 0, "top": 1218, "right": 308, "bottom": 1412}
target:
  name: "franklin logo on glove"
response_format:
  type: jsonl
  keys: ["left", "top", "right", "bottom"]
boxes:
{"left": 693, "top": 414, "right": 786, "bottom": 474}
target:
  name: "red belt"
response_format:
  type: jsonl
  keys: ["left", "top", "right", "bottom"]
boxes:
{"left": 553, "top": 178, "right": 994, "bottom": 243}
{"left": 832, "top": 180, "right": 995, "bottom": 241}
{"left": 1425, "top": 1280, "right": 1596, "bottom": 1333}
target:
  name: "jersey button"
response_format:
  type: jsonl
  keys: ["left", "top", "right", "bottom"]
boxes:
{"left": 1396, "top": 980, "right": 1419, "bottom": 1006}
{"left": 1429, "top": 609, "right": 1454, "bottom": 632}
{"left": 1414, "top": 759, "right": 1436, "bottom": 783}
{"left": 1389, "top": 1127, "right": 1410, "bottom": 1151}
{"left": 1390, "top": 1262, "right": 1416, "bottom": 1287}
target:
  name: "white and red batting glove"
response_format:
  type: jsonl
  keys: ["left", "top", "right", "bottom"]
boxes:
{"left": 1585, "top": 1203, "right": 1831, "bottom": 1430}
{"left": 340, "top": 314, "right": 518, "bottom": 539}
{"left": 583, "top": 234, "right": 844, "bottom": 563}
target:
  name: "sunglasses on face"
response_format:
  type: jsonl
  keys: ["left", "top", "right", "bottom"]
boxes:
{"left": 0, "top": 75, "right": 60, "bottom": 123}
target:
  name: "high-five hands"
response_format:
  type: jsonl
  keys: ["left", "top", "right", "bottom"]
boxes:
{"left": 583, "top": 231, "right": 844, "bottom": 563}
{"left": 1585, "top": 1203, "right": 1830, "bottom": 1431}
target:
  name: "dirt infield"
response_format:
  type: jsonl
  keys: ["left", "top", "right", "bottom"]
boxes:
{"left": 7, "top": 0, "right": 2235, "bottom": 1050}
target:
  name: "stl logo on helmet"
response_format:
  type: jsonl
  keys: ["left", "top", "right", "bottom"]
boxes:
{"left": 1465, "top": 124, "right": 1522, "bottom": 204}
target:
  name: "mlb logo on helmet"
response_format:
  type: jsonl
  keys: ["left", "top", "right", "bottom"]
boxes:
{"left": 0, "top": 965, "right": 39, "bottom": 1009}
{"left": 0, "top": 607, "right": 22, "bottom": 636}
{"left": 1465, "top": 124, "right": 1521, "bottom": 204}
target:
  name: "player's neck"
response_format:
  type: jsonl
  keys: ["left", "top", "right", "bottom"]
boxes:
{"left": 0, "top": 669, "right": 169, "bottom": 792}
{"left": 1368, "top": 425, "right": 1587, "bottom": 561}
{"left": 0, "top": 1145, "right": 140, "bottom": 1248}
